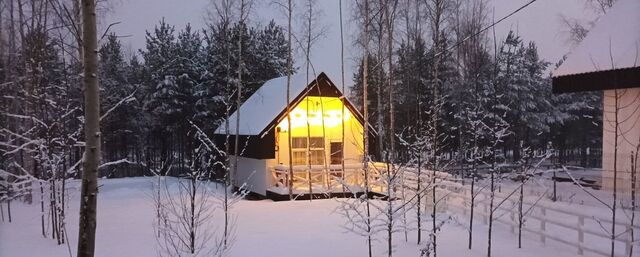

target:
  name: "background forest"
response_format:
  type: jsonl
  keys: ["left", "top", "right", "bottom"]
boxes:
{"left": 0, "top": 0, "right": 602, "bottom": 182}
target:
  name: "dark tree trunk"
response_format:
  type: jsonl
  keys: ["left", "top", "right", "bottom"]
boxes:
{"left": 468, "top": 176, "right": 475, "bottom": 249}
{"left": 76, "top": 0, "right": 101, "bottom": 256}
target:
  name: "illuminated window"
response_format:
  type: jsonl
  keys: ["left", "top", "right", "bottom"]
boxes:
{"left": 309, "top": 150, "right": 324, "bottom": 165}
{"left": 292, "top": 137, "right": 307, "bottom": 148}
{"left": 309, "top": 137, "right": 324, "bottom": 148}
{"left": 291, "top": 137, "right": 325, "bottom": 165}
{"left": 292, "top": 151, "right": 306, "bottom": 166}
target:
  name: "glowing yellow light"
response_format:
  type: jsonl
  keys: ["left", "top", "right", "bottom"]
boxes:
{"left": 278, "top": 97, "right": 351, "bottom": 131}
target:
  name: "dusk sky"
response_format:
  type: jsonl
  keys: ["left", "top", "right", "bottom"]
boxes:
{"left": 103, "top": 0, "right": 598, "bottom": 87}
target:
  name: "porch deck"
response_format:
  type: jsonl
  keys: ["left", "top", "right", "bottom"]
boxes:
{"left": 266, "top": 162, "right": 388, "bottom": 201}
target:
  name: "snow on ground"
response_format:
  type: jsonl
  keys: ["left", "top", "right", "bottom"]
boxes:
{"left": 0, "top": 177, "right": 602, "bottom": 257}
{"left": 447, "top": 168, "right": 639, "bottom": 257}
{"left": 497, "top": 167, "right": 630, "bottom": 209}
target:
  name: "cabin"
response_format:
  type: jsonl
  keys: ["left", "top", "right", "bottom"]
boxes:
{"left": 552, "top": 0, "right": 640, "bottom": 194}
{"left": 214, "top": 72, "right": 379, "bottom": 200}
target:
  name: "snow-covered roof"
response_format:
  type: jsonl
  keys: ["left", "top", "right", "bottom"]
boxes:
{"left": 553, "top": 0, "right": 640, "bottom": 78}
{"left": 214, "top": 72, "right": 350, "bottom": 136}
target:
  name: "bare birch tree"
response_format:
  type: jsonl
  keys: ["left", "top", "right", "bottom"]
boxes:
{"left": 153, "top": 147, "right": 217, "bottom": 257}
{"left": 286, "top": 0, "right": 294, "bottom": 200}
{"left": 425, "top": 1, "right": 450, "bottom": 255}
{"left": 486, "top": 16, "right": 511, "bottom": 256}
{"left": 76, "top": 0, "right": 100, "bottom": 256}
{"left": 298, "top": 0, "right": 327, "bottom": 199}
{"left": 363, "top": 0, "right": 373, "bottom": 255}
{"left": 341, "top": 1, "right": 376, "bottom": 256}
{"left": 339, "top": 0, "right": 347, "bottom": 196}
{"left": 628, "top": 139, "right": 638, "bottom": 257}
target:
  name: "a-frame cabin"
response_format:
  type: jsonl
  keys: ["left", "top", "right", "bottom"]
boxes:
{"left": 214, "top": 72, "right": 379, "bottom": 200}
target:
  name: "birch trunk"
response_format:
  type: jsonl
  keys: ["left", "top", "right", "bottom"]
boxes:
{"left": 234, "top": 0, "right": 247, "bottom": 192}
{"left": 77, "top": 0, "right": 101, "bottom": 256}
{"left": 339, "top": 0, "right": 346, "bottom": 196}
{"left": 385, "top": 0, "right": 402, "bottom": 243}
{"left": 430, "top": 1, "right": 442, "bottom": 255}
{"left": 362, "top": 1, "right": 373, "bottom": 256}
{"left": 305, "top": 1, "right": 313, "bottom": 200}
{"left": 488, "top": 19, "right": 499, "bottom": 257}
{"left": 222, "top": 0, "right": 231, "bottom": 248}
{"left": 376, "top": 7, "right": 385, "bottom": 160}
{"left": 286, "top": 0, "right": 294, "bottom": 200}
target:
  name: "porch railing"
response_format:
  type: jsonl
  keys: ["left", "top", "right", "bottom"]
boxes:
{"left": 269, "top": 162, "right": 387, "bottom": 194}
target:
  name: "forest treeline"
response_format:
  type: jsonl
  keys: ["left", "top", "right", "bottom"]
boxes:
{"left": 351, "top": 31, "right": 602, "bottom": 166}
{"left": 1, "top": 19, "right": 291, "bottom": 178}
{"left": 0, "top": 1, "right": 601, "bottom": 181}
{"left": 349, "top": 6, "right": 602, "bottom": 167}
{"left": 97, "top": 20, "right": 292, "bottom": 176}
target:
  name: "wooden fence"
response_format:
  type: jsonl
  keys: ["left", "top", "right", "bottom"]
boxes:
{"left": 444, "top": 185, "right": 638, "bottom": 257}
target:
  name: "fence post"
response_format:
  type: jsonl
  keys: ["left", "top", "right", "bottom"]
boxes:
{"left": 540, "top": 206, "right": 546, "bottom": 244}
{"left": 577, "top": 216, "right": 584, "bottom": 255}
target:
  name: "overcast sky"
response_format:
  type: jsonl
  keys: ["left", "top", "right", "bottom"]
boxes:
{"left": 102, "top": 0, "right": 598, "bottom": 88}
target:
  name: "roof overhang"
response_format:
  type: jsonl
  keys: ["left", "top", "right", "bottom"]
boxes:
{"left": 551, "top": 0, "right": 640, "bottom": 94}
{"left": 552, "top": 66, "right": 640, "bottom": 93}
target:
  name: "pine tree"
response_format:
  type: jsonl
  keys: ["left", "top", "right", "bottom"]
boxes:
{"left": 204, "top": 20, "right": 291, "bottom": 133}
{"left": 99, "top": 34, "right": 140, "bottom": 176}
{"left": 254, "top": 20, "right": 290, "bottom": 81}
{"left": 174, "top": 24, "right": 206, "bottom": 128}
{"left": 496, "top": 32, "right": 551, "bottom": 160}
{"left": 204, "top": 21, "right": 234, "bottom": 127}
{"left": 140, "top": 19, "right": 180, "bottom": 132}
{"left": 394, "top": 38, "right": 430, "bottom": 145}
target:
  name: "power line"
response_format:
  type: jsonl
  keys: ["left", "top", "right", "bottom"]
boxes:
{"left": 434, "top": 0, "right": 539, "bottom": 59}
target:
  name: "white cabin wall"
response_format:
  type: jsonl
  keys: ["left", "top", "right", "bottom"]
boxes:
{"left": 602, "top": 88, "right": 640, "bottom": 195}
{"left": 232, "top": 156, "right": 273, "bottom": 196}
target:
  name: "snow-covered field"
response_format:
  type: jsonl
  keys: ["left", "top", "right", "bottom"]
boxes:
{"left": 0, "top": 177, "right": 618, "bottom": 257}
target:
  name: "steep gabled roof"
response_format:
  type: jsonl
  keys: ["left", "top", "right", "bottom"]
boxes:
{"left": 552, "top": 0, "right": 640, "bottom": 93}
{"left": 214, "top": 72, "right": 373, "bottom": 137}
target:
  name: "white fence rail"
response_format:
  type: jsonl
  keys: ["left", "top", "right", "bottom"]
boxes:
{"left": 443, "top": 185, "right": 639, "bottom": 257}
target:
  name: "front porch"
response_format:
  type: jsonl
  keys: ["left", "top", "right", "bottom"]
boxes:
{"left": 266, "top": 162, "right": 388, "bottom": 200}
